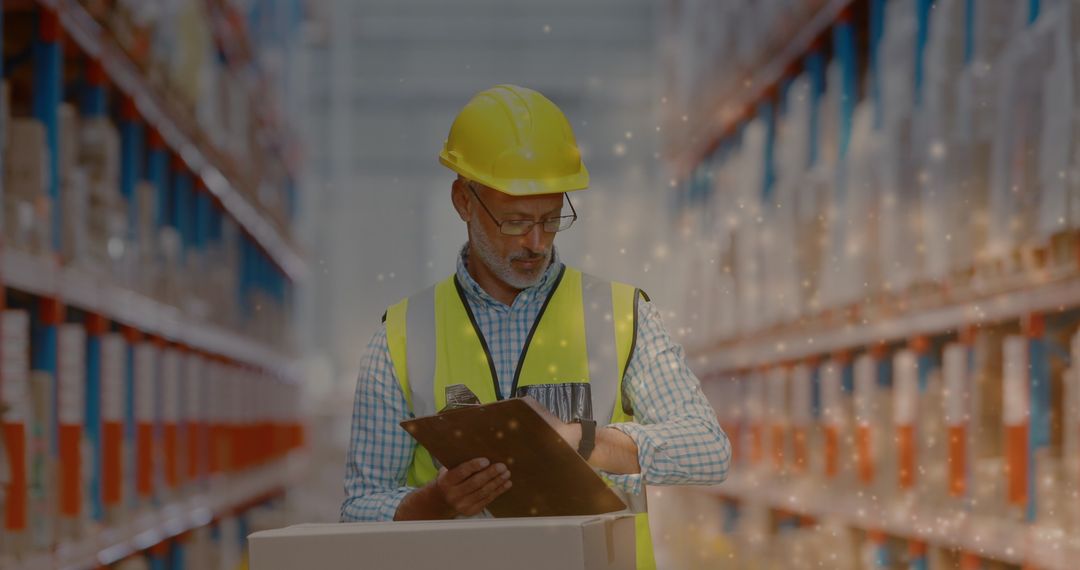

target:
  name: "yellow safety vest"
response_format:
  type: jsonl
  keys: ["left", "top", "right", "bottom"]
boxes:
{"left": 384, "top": 265, "right": 656, "bottom": 569}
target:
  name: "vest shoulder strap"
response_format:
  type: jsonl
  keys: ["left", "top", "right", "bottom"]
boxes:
{"left": 384, "top": 296, "right": 411, "bottom": 412}
{"left": 384, "top": 281, "right": 441, "bottom": 415}
{"left": 610, "top": 280, "right": 647, "bottom": 420}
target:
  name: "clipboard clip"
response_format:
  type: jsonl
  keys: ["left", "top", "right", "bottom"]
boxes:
{"left": 441, "top": 383, "right": 482, "bottom": 412}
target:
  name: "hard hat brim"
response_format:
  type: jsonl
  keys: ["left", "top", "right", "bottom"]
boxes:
{"left": 439, "top": 151, "right": 589, "bottom": 196}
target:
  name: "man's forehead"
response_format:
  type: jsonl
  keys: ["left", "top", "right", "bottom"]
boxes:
{"left": 478, "top": 184, "right": 564, "bottom": 211}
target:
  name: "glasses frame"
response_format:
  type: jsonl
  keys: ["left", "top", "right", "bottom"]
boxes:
{"left": 467, "top": 181, "right": 578, "bottom": 236}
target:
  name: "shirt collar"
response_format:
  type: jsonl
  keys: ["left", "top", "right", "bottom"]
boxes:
{"left": 456, "top": 243, "right": 563, "bottom": 308}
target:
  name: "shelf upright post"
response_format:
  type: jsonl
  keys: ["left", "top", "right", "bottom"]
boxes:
{"left": 195, "top": 181, "right": 211, "bottom": 274}
{"left": 82, "top": 59, "right": 106, "bottom": 117}
{"left": 171, "top": 157, "right": 193, "bottom": 267}
{"left": 147, "top": 130, "right": 169, "bottom": 233}
{"left": 31, "top": 297, "right": 62, "bottom": 462}
{"left": 170, "top": 535, "right": 186, "bottom": 569}
{"left": 85, "top": 312, "right": 107, "bottom": 522}
{"left": 121, "top": 325, "right": 140, "bottom": 511}
{"left": 1025, "top": 313, "right": 1049, "bottom": 523}
{"left": 148, "top": 539, "right": 168, "bottom": 570}
{"left": 834, "top": 9, "right": 857, "bottom": 163}
{"left": 914, "top": 0, "right": 933, "bottom": 109}
{"left": 804, "top": 45, "right": 826, "bottom": 170}
{"left": 32, "top": 6, "right": 62, "bottom": 254}
{"left": 908, "top": 539, "right": 928, "bottom": 570}
{"left": 119, "top": 97, "right": 144, "bottom": 243}
{"left": 868, "top": 529, "right": 890, "bottom": 568}
{"left": 870, "top": 0, "right": 887, "bottom": 129}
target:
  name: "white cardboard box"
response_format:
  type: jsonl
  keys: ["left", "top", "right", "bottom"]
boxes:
{"left": 248, "top": 514, "right": 636, "bottom": 570}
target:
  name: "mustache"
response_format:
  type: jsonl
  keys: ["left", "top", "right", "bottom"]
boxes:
{"left": 510, "top": 250, "right": 549, "bottom": 262}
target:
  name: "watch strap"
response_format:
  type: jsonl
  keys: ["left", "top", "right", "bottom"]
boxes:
{"left": 574, "top": 418, "right": 596, "bottom": 461}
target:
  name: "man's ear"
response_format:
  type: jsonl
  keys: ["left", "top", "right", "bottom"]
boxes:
{"left": 451, "top": 178, "right": 472, "bottom": 222}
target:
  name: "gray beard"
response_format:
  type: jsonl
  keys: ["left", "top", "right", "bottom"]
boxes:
{"left": 469, "top": 226, "right": 551, "bottom": 290}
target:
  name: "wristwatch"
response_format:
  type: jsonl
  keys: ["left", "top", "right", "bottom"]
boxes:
{"left": 572, "top": 418, "right": 596, "bottom": 461}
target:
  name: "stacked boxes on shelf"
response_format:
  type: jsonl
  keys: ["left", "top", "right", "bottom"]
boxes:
{"left": 666, "top": 0, "right": 1080, "bottom": 568}
{"left": 672, "top": 0, "right": 1080, "bottom": 343}
{"left": 701, "top": 317, "right": 1080, "bottom": 568}
{"left": 0, "top": 2, "right": 308, "bottom": 568}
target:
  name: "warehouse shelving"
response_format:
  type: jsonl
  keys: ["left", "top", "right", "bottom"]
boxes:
{"left": 2, "top": 249, "right": 299, "bottom": 380}
{"left": 686, "top": 272, "right": 1080, "bottom": 374}
{"left": 669, "top": 0, "right": 856, "bottom": 177}
{"left": 4, "top": 451, "right": 308, "bottom": 570}
{"left": 34, "top": 0, "right": 307, "bottom": 283}
{"left": 1, "top": 1, "right": 309, "bottom": 567}
{"left": 705, "top": 473, "right": 1078, "bottom": 570}
{"left": 665, "top": 0, "right": 1080, "bottom": 568}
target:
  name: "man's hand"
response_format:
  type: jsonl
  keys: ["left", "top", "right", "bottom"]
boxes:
{"left": 436, "top": 458, "right": 512, "bottom": 516}
{"left": 394, "top": 457, "right": 512, "bottom": 520}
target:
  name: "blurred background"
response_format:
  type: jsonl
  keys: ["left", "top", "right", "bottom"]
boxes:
{"left": 2, "top": 0, "right": 1080, "bottom": 569}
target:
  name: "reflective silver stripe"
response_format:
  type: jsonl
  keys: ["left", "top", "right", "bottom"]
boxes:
{"left": 514, "top": 383, "right": 592, "bottom": 423}
{"left": 583, "top": 273, "right": 648, "bottom": 514}
{"left": 582, "top": 272, "right": 619, "bottom": 429}
{"left": 405, "top": 285, "right": 437, "bottom": 418}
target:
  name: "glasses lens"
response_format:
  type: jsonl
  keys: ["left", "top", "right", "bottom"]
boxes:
{"left": 500, "top": 221, "right": 533, "bottom": 236}
{"left": 543, "top": 216, "right": 575, "bottom": 233}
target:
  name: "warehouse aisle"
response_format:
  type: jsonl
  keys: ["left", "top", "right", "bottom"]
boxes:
{"left": 6, "top": 0, "right": 1080, "bottom": 569}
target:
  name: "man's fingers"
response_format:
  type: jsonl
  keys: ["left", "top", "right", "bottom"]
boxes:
{"left": 450, "top": 463, "right": 508, "bottom": 499}
{"left": 458, "top": 478, "right": 513, "bottom": 516}
{"left": 462, "top": 468, "right": 512, "bottom": 505}
{"left": 441, "top": 458, "right": 491, "bottom": 485}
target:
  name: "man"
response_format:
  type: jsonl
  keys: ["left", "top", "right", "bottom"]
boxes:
{"left": 342, "top": 84, "right": 730, "bottom": 569}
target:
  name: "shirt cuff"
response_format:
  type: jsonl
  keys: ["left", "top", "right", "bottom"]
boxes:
{"left": 600, "top": 470, "right": 644, "bottom": 496}
{"left": 601, "top": 422, "right": 668, "bottom": 496}
{"left": 378, "top": 486, "right": 415, "bottom": 521}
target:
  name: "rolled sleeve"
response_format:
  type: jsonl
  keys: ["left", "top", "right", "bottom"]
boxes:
{"left": 340, "top": 324, "right": 418, "bottom": 522}
{"left": 599, "top": 422, "right": 667, "bottom": 495}
{"left": 617, "top": 298, "right": 731, "bottom": 488}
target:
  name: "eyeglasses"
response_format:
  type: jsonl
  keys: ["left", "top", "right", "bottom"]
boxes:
{"left": 467, "top": 182, "right": 578, "bottom": 236}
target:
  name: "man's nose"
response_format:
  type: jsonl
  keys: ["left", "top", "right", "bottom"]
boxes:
{"left": 522, "top": 222, "right": 545, "bottom": 251}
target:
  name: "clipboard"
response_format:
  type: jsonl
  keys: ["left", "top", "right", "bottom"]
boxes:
{"left": 400, "top": 398, "right": 627, "bottom": 518}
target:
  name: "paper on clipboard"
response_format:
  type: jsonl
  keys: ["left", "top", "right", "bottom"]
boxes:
{"left": 400, "top": 398, "right": 627, "bottom": 518}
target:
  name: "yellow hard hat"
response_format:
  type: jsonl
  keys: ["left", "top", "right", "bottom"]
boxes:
{"left": 439, "top": 84, "right": 589, "bottom": 196}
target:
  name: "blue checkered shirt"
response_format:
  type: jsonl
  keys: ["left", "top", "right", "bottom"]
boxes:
{"left": 341, "top": 245, "right": 731, "bottom": 521}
